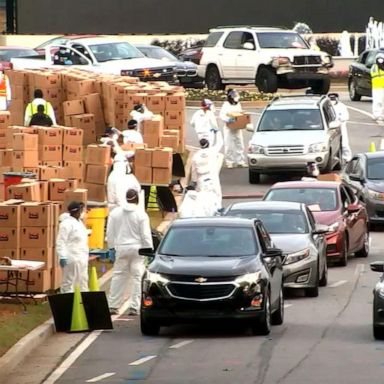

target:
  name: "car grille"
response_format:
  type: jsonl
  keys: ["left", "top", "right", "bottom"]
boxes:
{"left": 266, "top": 145, "right": 304, "bottom": 155}
{"left": 162, "top": 274, "right": 236, "bottom": 282}
{"left": 134, "top": 67, "right": 174, "bottom": 81}
{"left": 293, "top": 56, "right": 322, "bottom": 66}
{"left": 166, "top": 282, "right": 236, "bottom": 301}
{"left": 177, "top": 69, "right": 197, "bottom": 77}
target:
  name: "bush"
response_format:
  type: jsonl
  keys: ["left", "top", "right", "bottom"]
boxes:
{"left": 185, "top": 88, "right": 275, "bottom": 101}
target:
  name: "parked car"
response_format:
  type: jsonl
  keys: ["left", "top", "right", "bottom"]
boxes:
{"left": 370, "top": 261, "right": 384, "bottom": 339}
{"left": 263, "top": 180, "right": 370, "bottom": 266}
{"left": 34, "top": 34, "right": 97, "bottom": 55}
{"left": 247, "top": 94, "right": 342, "bottom": 184}
{"left": 348, "top": 48, "right": 384, "bottom": 101}
{"left": 139, "top": 217, "right": 284, "bottom": 336}
{"left": 198, "top": 26, "right": 333, "bottom": 93}
{"left": 134, "top": 44, "right": 203, "bottom": 87}
{"left": 225, "top": 201, "right": 328, "bottom": 297}
{"left": 0, "top": 46, "right": 39, "bottom": 70}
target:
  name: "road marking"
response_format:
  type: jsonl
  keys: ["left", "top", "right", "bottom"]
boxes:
{"left": 129, "top": 355, "right": 157, "bottom": 366}
{"left": 86, "top": 372, "right": 116, "bottom": 382}
{"left": 169, "top": 340, "right": 194, "bottom": 349}
{"left": 355, "top": 263, "right": 366, "bottom": 276}
{"left": 328, "top": 280, "right": 348, "bottom": 288}
{"left": 284, "top": 304, "right": 292, "bottom": 309}
{"left": 347, "top": 105, "right": 374, "bottom": 119}
{"left": 348, "top": 120, "right": 378, "bottom": 126}
{"left": 115, "top": 318, "right": 133, "bottom": 322}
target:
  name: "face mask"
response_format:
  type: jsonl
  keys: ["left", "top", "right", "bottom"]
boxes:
{"left": 233, "top": 96, "right": 240, "bottom": 103}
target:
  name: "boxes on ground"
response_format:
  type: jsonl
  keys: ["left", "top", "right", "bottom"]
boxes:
{"left": 85, "top": 145, "right": 110, "bottom": 165}
{"left": 20, "top": 248, "right": 53, "bottom": 270}
{"left": 71, "top": 114, "right": 96, "bottom": 131}
{"left": 0, "top": 111, "right": 11, "bottom": 129}
{"left": 8, "top": 182, "right": 40, "bottom": 201}
{"left": 142, "top": 115, "right": 164, "bottom": 137}
{"left": 85, "top": 164, "right": 110, "bottom": 184}
{"left": 39, "top": 166, "right": 60, "bottom": 181}
{"left": 0, "top": 149, "right": 13, "bottom": 167}
{"left": 0, "top": 249, "right": 19, "bottom": 260}
{"left": 227, "top": 112, "right": 251, "bottom": 129}
{"left": 63, "top": 145, "right": 83, "bottom": 162}
{"left": 21, "top": 226, "right": 52, "bottom": 248}
{"left": 12, "top": 133, "right": 38, "bottom": 150}
{"left": 21, "top": 270, "right": 51, "bottom": 293}
{"left": 63, "top": 189, "right": 88, "bottom": 208}
{"left": 160, "top": 135, "right": 178, "bottom": 152}
{"left": 39, "top": 145, "right": 62, "bottom": 162}
{"left": 63, "top": 127, "right": 83, "bottom": 146}
{"left": 37, "top": 127, "right": 63, "bottom": 145}
{"left": 0, "top": 227, "right": 20, "bottom": 249}
{"left": 165, "top": 110, "right": 184, "bottom": 128}
{"left": 152, "top": 148, "right": 172, "bottom": 168}
{"left": 165, "top": 92, "right": 186, "bottom": 110}
{"left": 51, "top": 267, "right": 62, "bottom": 290}
{"left": 12, "top": 150, "right": 38, "bottom": 168}
{"left": 63, "top": 161, "right": 84, "bottom": 180}
{"left": 21, "top": 203, "right": 52, "bottom": 227}
{"left": 48, "top": 179, "right": 79, "bottom": 201}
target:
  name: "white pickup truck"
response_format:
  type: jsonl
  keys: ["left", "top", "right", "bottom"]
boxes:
{"left": 11, "top": 37, "right": 177, "bottom": 82}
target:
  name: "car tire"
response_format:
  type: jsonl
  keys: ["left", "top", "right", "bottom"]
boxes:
{"left": 355, "top": 229, "right": 369, "bottom": 258}
{"left": 140, "top": 315, "right": 160, "bottom": 336}
{"left": 249, "top": 170, "right": 260, "bottom": 184}
{"left": 205, "top": 65, "right": 225, "bottom": 91}
{"left": 256, "top": 67, "right": 278, "bottom": 93}
{"left": 311, "top": 77, "right": 331, "bottom": 94}
{"left": 252, "top": 292, "right": 271, "bottom": 335}
{"left": 337, "top": 237, "right": 348, "bottom": 267}
{"left": 349, "top": 78, "right": 362, "bottom": 101}
{"left": 319, "top": 259, "right": 328, "bottom": 287}
{"left": 373, "top": 325, "right": 384, "bottom": 340}
{"left": 271, "top": 287, "right": 284, "bottom": 325}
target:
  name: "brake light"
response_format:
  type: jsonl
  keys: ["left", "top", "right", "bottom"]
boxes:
{"left": 195, "top": 50, "right": 203, "bottom": 65}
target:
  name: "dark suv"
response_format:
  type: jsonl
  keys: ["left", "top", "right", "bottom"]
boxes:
{"left": 139, "top": 217, "right": 284, "bottom": 336}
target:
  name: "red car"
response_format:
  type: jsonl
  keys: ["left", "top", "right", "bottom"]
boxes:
{"left": 263, "top": 180, "right": 369, "bottom": 266}
{"left": 35, "top": 35, "right": 97, "bottom": 55}
{"left": 0, "top": 46, "right": 39, "bottom": 69}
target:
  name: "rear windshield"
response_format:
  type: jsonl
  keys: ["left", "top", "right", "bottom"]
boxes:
{"left": 265, "top": 188, "right": 338, "bottom": 211}
{"left": 258, "top": 109, "right": 323, "bottom": 131}
{"left": 256, "top": 32, "right": 308, "bottom": 49}
{"left": 367, "top": 158, "right": 384, "bottom": 180}
{"left": 205, "top": 32, "right": 224, "bottom": 47}
{"left": 159, "top": 226, "right": 257, "bottom": 257}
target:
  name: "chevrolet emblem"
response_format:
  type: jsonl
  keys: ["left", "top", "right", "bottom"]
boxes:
{"left": 195, "top": 277, "right": 207, "bottom": 283}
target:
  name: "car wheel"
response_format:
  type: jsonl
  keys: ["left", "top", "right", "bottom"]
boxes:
{"left": 355, "top": 229, "right": 369, "bottom": 258}
{"left": 249, "top": 170, "right": 260, "bottom": 184}
{"left": 140, "top": 315, "right": 160, "bottom": 336}
{"left": 373, "top": 325, "right": 384, "bottom": 340}
{"left": 271, "top": 287, "right": 284, "bottom": 325}
{"left": 319, "top": 258, "right": 328, "bottom": 287}
{"left": 337, "top": 237, "right": 348, "bottom": 267}
{"left": 256, "top": 67, "right": 278, "bottom": 93}
{"left": 205, "top": 66, "right": 225, "bottom": 91}
{"left": 252, "top": 292, "right": 271, "bottom": 335}
{"left": 311, "top": 77, "right": 331, "bottom": 94}
{"left": 349, "top": 78, "right": 362, "bottom": 101}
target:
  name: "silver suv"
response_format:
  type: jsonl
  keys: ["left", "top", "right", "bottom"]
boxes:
{"left": 247, "top": 95, "right": 342, "bottom": 184}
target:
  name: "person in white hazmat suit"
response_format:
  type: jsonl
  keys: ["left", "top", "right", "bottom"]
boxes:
{"left": 190, "top": 98, "right": 218, "bottom": 146}
{"left": 107, "top": 189, "right": 153, "bottom": 315}
{"left": 56, "top": 201, "right": 89, "bottom": 293}
{"left": 107, "top": 154, "right": 141, "bottom": 212}
{"left": 329, "top": 93, "right": 352, "bottom": 164}
{"left": 219, "top": 89, "right": 247, "bottom": 168}
{"left": 178, "top": 187, "right": 219, "bottom": 218}
{"left": 130, "top": 104, "right": 153, "bottom": 134}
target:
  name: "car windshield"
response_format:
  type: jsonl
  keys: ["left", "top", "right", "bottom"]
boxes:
{"left": 0, "top": 49, "right": 38, "bottom": 60}
{"left": 256, "top": 32, "right": 308, "bottom": 49}
{"left": 367, "top": 158, "right": 384, "bottom": 179}
{"left": 89, "top": 42, "right": 144, "bottom": 62}
{"left": 139, "top": 47, "right": 176, "bottom": 61}
{"left": 258, "top": 109, "right": 323, "bottom": 131}
{"left": 227, "top": 209, "right": 309, "bottom": 234}
{"left": 265, "top": 188, "right": 338, "bottom": 211}
{"left": 159, "top": 226, "right": 258, "bottom": 257}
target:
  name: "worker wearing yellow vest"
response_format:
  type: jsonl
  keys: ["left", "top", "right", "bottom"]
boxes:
{"left": 0, "top": 66, "right": 11, "bottom": 111}
{"left": 24, "top": 89, "right": 57, "bottom": 126}
{"left": 371, "top": 53, "right": 384, "bottom": 121}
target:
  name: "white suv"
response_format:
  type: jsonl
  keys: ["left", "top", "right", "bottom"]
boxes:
{"left": 198, "top": 26, "right": 333, "bottom": 94}
{"left": 248, "top": 95, "right": 342, "bottom": 184}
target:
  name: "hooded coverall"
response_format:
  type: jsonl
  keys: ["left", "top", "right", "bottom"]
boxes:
{"left": 190, "top": 108, "right": 218, "bottom": 146}
{"left": 179, "top": 190, "right": 219, "bottom": 218}
{"left": 130, "top": 107, "right": 153, "bottom": 134}
{"left": 107, "top": 203, "right": 153, "bottom": 311}
{"left": 332, "top": 101, "right": 352, "bottom": 163}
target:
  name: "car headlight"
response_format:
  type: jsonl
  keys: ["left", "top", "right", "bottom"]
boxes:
{"left": 235, "top": 272, "right": 261, "bottom": 285}
{"left": 284, "top": 248, "right": 310, "bottom": 265}
{"left": 121, "top": 69, "right": 135, "bottom": 76}
{"left": 368, "top": 189, "right": 384, "bottom": 201}
{"left": 272, "top": 56, "right": 291, "bottom": 67}
{"left": 248, "top": 144, "right": 265, "bottom": 154}
{"left": 327, "top": 221, "right": 340, "bottom": 233}
{"left": 145, "top": 271, "right": 169, "bottom": 284}
{"left": 323, "top": 55, "right": 331, "bottom": 64}
{"left": 308, "top": 142, "right": 327, "bottom": 153}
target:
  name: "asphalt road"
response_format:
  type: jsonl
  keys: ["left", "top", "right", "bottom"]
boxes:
{"left": 47, "top": 92, "right": 384, "bottom": 384}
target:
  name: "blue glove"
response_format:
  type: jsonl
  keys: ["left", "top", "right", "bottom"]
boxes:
{"left": 59, "top": 259, "right": 67, "bottom": 268}
{"left": 228, "top": 117, "right": 236, "bottom": 123}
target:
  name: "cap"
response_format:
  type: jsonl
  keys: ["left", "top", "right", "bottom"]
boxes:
{"left": 127, "top": 119, "right": 138, "bottom": 129}
{"left": 199, "top": 138, "right": 209, "bottom": 148}
{"left": 126, "top": 188, "right": 138, "bottom": 201}
{"left": 133, "top": 104, "right": 144, "bottom": 111}
{"left": 201, "top": 98, "right": 213, "bottom": 108}
{"left": 67, "top": 201, "right": 84, "bottom": 213}
{"left": 328, "top": 93, "right": 339, "bottom": 101}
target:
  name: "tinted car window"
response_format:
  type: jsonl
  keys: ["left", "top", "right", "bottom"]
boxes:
{"left": 89, "top": 42, "right": 143, "bottom": 62}
{"left": 367, "top": 158, "right": 384, "bottom": 179}
{"left": 265, "top": 188, "right": 338, "bottom": 211}
{"left": 0, "top": 49, "right": 38, "bottom": 61}
{"left": 223, "top": 32, "right": 243, "bottom": 49}
{"left": 256, "top": 32, "right": 308, "bottom": 49}
{"left": 205, "top": 32, "right": 224, "bottom": 47}
{"left": 138, "top": 47, "right": 176, "bottom": 61}
{"left": 366, "top": 51, "right": 377, "bottom": 67}
{"left": 159, "top": 226, "right": 258, "bottom": 257}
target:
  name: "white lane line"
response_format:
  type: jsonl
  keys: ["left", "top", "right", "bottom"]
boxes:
{"left": 86, "top": 372, "right": 116, "bottom": 382}
{"left": 42, "top": 331, "right": 103, "bottom": 384}
{"left": 114, "top": 318, "right": 133, "bottom": 322}
{"left": 328, "top": 280, "right": 348, "bottom": 288}
{"left": 354, "top": 263, "right": 366, "bottom": 276}
{"left": 129, "top": 355, "right": 157, "bottom": 366}
{"left": 284, "top": 304, "right": 293, "bottom": 309}
{"left": 169, "top": 340, "right": 194, "bottom": 349}
{"left": 347, "top": 105, "right": 374, "bottom": 119}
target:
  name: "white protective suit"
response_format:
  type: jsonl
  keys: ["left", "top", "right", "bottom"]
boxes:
{"left": 107, "top": 161, "right": 141, "bottom": 212}
{"left": 122, "top": 129, "right": 144, "bottom": 144}
{"left": 107, "top": 203, "right": 153, "bottom": 311}
{"left": 130, "top": 107, "right": 154, "bottom": 134}
{"left": 191, "top": 131, "right": 223, "bottom": 208}
{"left": 0, "top": 74, "right": 11, "bottom": 111}
{"left": 219, "top": 101, "right": 246, "bottom": 167}
{"left": 190, "top": 108, "right": 218, "bottom": 146}
{"left": 179, "top": 190, "right": 219, "bottom": 218}
{"left": 56, "top": 215, "right": 89, "bottom": 293}
{"left": 332, "top": 101, "right": 352, "bottom": 163}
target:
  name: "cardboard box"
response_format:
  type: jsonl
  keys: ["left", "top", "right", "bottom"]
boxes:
{"left": 57, "top": 166, "right": 71, "bottom": 180}
{"left": 0, "top": 129, "right": 6, "bottom": 148}
{"left": 227, "top": 112, "right": 251, "bottom": 129}
{"left": 20, "top": 270, "right": 51, "bottom": 292}
{"left": 83, "top": 129, "right": 97, "bottom": 146}
{"left": 63, "top": 161, "right": 85, "bottom": 180}
{"left": 85, "top": 145, "right": 110, "bottom": 165}
{"left": 152, "top": 167, "right": 172, "bottom": 185}
{"left": 147, "top": 93, "right": 166, "bottom": 112}
{"left": 63, "top": 145, "right": 83, "bottom": 162}
{"left": 69, "top": 79, "right": 96, "bottom": 96}
{"left": 165, "top": 110, "right": 184, "bottom": 127}
{"left": 142, "top": 115, "right": 164, "bottom": 137}
{"left": 63, "top": 128, "right": 83, "bottom": 146}
{"left": 63, "top": 189, "right": 88, "bottom": 208}
{"left": 8, "top": 100, "right": 24, "bottom": 126}
{"left": 0, "top": 111, "right": 11, "bottom": 129}
{"left": 38, "top": 145, "right": 62, "bottom": 162}
{"left": 8, "top": 182, "right": 41, "bottom": 202}
{"left": 63, "top": 100, "right": 84, "bottom": 116}
{"left": 134, "top": 166, "right": 152, "bottom": 184}
{"left": 49, "top": 179, "right": 79, "bottom": 201}
{"left": 51, "top": 266, "right": 62, "bottom": 290}
{"left": 143, "top": 134, "right": 159, "bottom": 148}
{"left": 165, "top": 92, "right": 186, "bottom": 110}
{"left": 20, "top": 248, "right": 53, "bottom": 270}
{"left": 135, "top": 148, "right": 153, "bottom": 167}
{"left": 12, "top": 150, "right": 39, "bottom": 168}
{"left": 82, "top": 93, "right": 104, "bottom": 121}
{"left": 0, "top": 248, "right": 19, "bottom": 260}
{"left": 0, "top": 203, "right": 21, "bottom": 227}
{"left": 21, "top": 226, "right": 52, "bottom": 248}
{"left": 317, "top": 173, "right": 342, "bottom": 182}
{"left": 37, "top": 127, "right": 63, "bottom": 146}
{"left": 39, "top": 166, "right": 60, "bottom": 181}
{"left": 34, "top": 73, "right": 61, "bottom": 89}
{"left": 85, "top": 164, "right": 110, "bottom": 185}
{"left": 0, "top": 149, "right": 13, "bottom": 167}
{"left": 40, "top": 160, "right": 62, "bottom": 167}
{"left": 0, "top": 228, "right": 20, "bottom": 249}
{"left": 21, "top": 203, "right": 52, "bottom": 227}
{"left": 12, "top": 133, "right": 38, "bottom": 151}
{"left": 152, "top": 148, "right": 173, "bottom": 168}
{"left": 160, "top": 135, "right": 179, "bottom": 152}
{"left": 39, "top": 181, "right": 49, "bottom": 201}
{"left": 129, "top": 93, "right": 148, "bottom": 107}
{"left": 71, "top": 114, "right": 96, "bottom": 131}
{"left": 86, "top": 183, "right": 107, "bottom": 202}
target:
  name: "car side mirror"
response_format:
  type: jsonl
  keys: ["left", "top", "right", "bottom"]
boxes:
{"left": 329, "top": 121, "right": 340, "bottom": 130}
{"left": 243, "top": 42, "right": 255, "bottom": 50}
{"left": 371, "top": 261, "right": 384, "bottom": 273}
{"left": 313, "top": 224, "right": 330, "bottom": 235}
{"left": 347, "top": 203, "right": 360, "bottom": 213}
{"left": 139, "top": 248, "right": 155, "bottom": 257}
{"left": 264, "top": 247, "right": 283, "bottom": 258}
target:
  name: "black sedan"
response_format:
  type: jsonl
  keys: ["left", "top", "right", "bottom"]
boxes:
{"left": 139, "top": 217, "right": 284, "bottom": 336}
{"left": 370, "top": 261, "right": 384, "bottom": 339}
{"left": 134, "top": 44, "right": 203, "bottom": 87}
{"left": 342, "top": 152, "right": 384, "bottom": 227}
{"left": 348, "top": 48, "right": 384, "bottom": 101}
